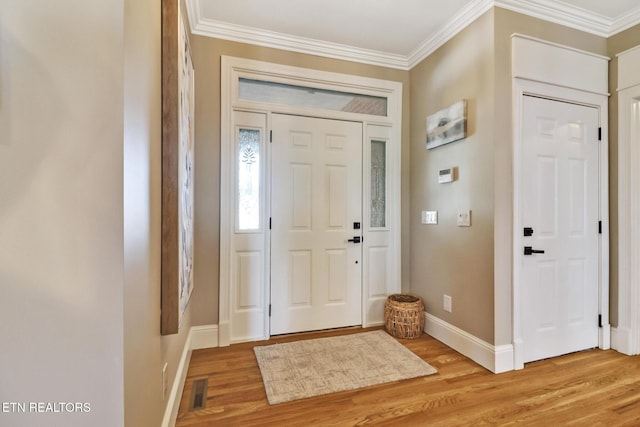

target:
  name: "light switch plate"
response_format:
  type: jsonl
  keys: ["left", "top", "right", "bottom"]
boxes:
{"left": 457, "top": 210, "right": 471, "bottom": 227}
{"left": 422, "top": 211, "right": 438, "bottom": 224}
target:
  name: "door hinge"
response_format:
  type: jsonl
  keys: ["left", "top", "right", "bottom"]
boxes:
{"left": 598, "top": 314, "right": 602, "bottom": 328}
{"left": 269, "top": 217, "right": 272, "bottom": 229}
{"left": 268, "top": 304, "right": 271, "bottom": 317}
{"left": 598, "top": 220, "right": 602, "bottom": 234}
{"left": 270, "top": 130, "right": 272, "bottom": 143}
{"left": 598, "top": 127, "right": 602, "bottom": 141}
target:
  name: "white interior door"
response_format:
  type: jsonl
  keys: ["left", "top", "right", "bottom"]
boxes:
{"left": 270, "top": 114, "right": 363, "bottom": 335}
{"left": 519, "top": 95, "right": 600, "bottom": 363}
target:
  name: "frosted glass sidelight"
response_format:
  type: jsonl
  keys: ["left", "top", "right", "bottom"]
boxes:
{"left": 371, "top": 140, "right": 386, "bottom": 228}
{"left": 238, "top": 128, "right": 261, "bottom": 230}
{"left": 239, "top": 78, "right": 387, "bottom": 117}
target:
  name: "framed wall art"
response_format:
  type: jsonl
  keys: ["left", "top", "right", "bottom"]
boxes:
{"left": 161, "top": 0, "right": 195, "bottom": 335}
{"left": 426, "top": 100, "right": 467, "bottom": 149}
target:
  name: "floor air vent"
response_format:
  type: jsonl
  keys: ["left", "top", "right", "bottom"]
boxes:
{"left": 188, "top": 378, "right": 208, "bottom": 411}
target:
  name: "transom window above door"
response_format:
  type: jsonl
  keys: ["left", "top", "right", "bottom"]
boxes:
{"left": 238, "top": 78, "right": 388, "bottom": 117}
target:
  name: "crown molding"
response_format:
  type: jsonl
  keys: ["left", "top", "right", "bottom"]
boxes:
{"left": 407, "top": 0, "right": 493, "bottom": 69}
{"left": 495, "top": 0, "right": 611, "bottom": 37}
{"left": 191, "top": 17, "right": 410, "bottom": 69}
{"left": 610, "top": 6, "right": 640, "bottom": 37}
{"left": 187, "top": 0, "right": 640, "bottom": 71}
{"left": 185, "top": 0, "right": 410, "bottom": 70}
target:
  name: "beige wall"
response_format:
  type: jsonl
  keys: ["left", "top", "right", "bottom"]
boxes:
{"left": 409, "top": 7, "right": 609, "bottom": 346}
{"left": 409, "top": 11, "right": 496, "bottom": 343}
{"left": 188, "top": 35, "right": 411, "bottom": 325}
{"left": 0, "top": 0, "right": 191, "bottom": 425}
{"left": 123, "top": 0, "right": 192, "bottom": 426}
{"left": 0, "top": 1, "right": 126, "bottom": 425}
{"left": 606, "top": 23, "right": 640, "bottom": 326}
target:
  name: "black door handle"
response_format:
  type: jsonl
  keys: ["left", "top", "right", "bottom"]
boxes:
{"left": 348, "top": 236, "right": 362, "bottom": 244}
{"left": 524, "top": 246, "right": 545, "bottom": 255}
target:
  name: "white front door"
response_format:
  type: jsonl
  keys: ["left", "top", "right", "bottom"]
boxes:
{"left": 519, "top": 95, "right": 600, "bottom": 363}
{"left": 270, "top": 114, "right": 363, "bottom": 335}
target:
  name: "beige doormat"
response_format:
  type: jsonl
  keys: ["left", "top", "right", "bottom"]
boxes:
{"left": 253, "top": 330, "right": 437, "bottom": 405}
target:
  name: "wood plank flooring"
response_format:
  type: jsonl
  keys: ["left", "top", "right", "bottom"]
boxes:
{"left": 176, "top": 327, "right": 640, "bottom": 426}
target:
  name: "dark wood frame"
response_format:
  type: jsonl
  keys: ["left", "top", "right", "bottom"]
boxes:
{"left": 161, "top": 0, "right": 179, "bottom": 335}
{"left": 161, "top": 0, "right": 194, "bottom": 335}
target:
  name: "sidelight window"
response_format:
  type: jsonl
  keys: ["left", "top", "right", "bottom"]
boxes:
{"left": 238, "top": 128, "right": 261, "bottom": 230}
{"left": 371, "top": 140, "right": 386, "bottom": 228}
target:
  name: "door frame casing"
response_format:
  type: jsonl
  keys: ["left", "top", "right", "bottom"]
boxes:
{"left": 511, "top": 35, "right": 610, "bottom": 370}
{"left": 219, "top": 56, "right": 403, "bottom": 346}
{"left": 615, "top": 44, "right": 640, "bottom": 355}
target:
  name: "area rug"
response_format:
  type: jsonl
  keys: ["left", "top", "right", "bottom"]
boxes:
{"left": 253, "top": 330, "right": 437, "bottom": 404}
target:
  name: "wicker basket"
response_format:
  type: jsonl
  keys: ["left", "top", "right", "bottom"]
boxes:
{"left": 384, "top": 294, "right": 424, "bottom": 339}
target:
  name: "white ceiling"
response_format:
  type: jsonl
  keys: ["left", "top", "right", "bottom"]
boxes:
{"left": 186, "top": 0, "right": 640, "bottom": 69}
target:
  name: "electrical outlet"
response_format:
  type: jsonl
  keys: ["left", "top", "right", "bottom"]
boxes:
{"left": 162, "top": 363, "right": 168, "bottom": 400}
{"left": 443, "top": 294, "right": 452, "bottom": 313}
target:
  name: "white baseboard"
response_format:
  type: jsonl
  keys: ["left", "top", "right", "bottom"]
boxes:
{"left": 424, "top": 312, "right": 513, "bottom": 373}
{"left": 611, "top": 326, "right": 635, "bottom": 355}
{"left": 161, "top": 333, "right": 193, "bottom": 427}
{"left": 162, "top": 324, "right": 219, "bottom": 427}
{"left": 600, "top": 323, "right": 611, "bottom": 350}
{"left": 191, "top": 324, "right": 219, "bottom": 350}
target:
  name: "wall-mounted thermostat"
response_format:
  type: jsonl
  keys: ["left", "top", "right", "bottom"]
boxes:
{"left": 438, "top": 167, "right": 456, "bottom": 184}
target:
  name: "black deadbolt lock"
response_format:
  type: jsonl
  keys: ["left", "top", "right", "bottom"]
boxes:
{"left": 354, "top": 222, "right": 361, "bottom": 230}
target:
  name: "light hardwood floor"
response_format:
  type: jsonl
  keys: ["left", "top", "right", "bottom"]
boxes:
{"left": 176, "top": 327, "right": 640, "bottom": 426}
